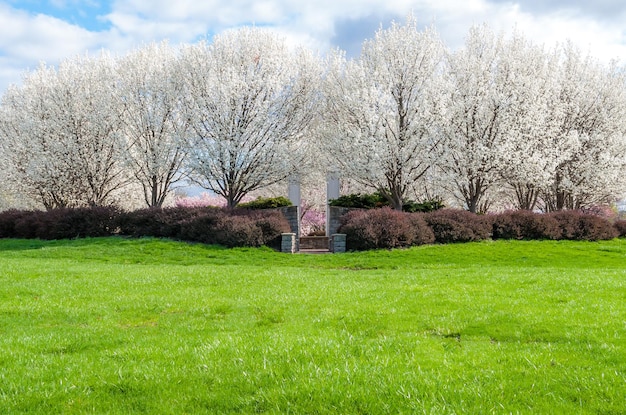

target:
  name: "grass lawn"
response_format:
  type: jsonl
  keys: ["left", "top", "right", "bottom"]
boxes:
{"left": 0, "top": 237, "right": 625, "bottom": 414}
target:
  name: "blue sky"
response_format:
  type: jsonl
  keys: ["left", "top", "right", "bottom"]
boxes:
{"left": 1, "top": 0, "right": 626, "bottom": 93}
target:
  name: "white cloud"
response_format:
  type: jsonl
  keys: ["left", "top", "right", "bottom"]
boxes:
{"left": 1, "top": 0, "right": 625, "bottom": 93}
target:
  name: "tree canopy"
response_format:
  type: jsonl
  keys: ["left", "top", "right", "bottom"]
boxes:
{"left": 1, "top": 20, "right": 625, "bottom": 212}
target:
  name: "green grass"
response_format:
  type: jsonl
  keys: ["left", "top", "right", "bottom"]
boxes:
{"left": 0, "top": 237, "right": 625, "bottom": 414}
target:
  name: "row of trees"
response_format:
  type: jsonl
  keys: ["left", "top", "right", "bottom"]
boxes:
{"left": 1, "top": 18, "right": 625, "bottom": 212}
{"left": 324, "top": 19, "right": 626, "bottom": 212}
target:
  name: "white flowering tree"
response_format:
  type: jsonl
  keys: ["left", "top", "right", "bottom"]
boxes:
{"left": 116, "top": 42, "right": 189, "bottom": 207}
{"left": 539, "top": 44, "right": 626, "bottom": 211}
{"left": 322, "top": 16, "right": 446, "bottom": 210}
{"left": 179, "top": 27, "right": 321, "bottom": 210}
{"left": 0, "top": 54, "right": 128, "bottom": 209}
{"left": 438, "top": 25, "right": 523, "bottom": 213}
{"left": 491, "top": 35, "right": 564, "bottom": 210}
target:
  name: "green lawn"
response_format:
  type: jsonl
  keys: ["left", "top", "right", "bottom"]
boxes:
{"left": 0, "top": 237, "right": 625, "bottom": 414}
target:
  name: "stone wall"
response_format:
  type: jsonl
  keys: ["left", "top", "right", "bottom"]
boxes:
{"left": 275, "top": 205, "right": 300, "bottom": 250}
{"left": 300, "top": 236, "right": 329, "bottom": 250}
{"left": 327, "top": 206, "right": 357, "bottom": 236}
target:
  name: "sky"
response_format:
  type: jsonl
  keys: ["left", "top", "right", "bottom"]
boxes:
{"left": 1, "top": 0, "right": 626, "bottom": 94}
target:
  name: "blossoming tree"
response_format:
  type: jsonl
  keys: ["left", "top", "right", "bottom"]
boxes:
{"left": 0, "top": 54, "right": 128, "bottom": 209}
{"left": 116, "top": 41, "right": 189, "bottom": 207}
{"left": 322, "top": 15, "right": 446, "bottom": 210}
{"left": 179, "top": 27, "right": 321, "bottom": 210}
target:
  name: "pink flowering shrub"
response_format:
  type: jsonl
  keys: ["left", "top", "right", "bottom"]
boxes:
{"left": 174, "top": 192, "right": 227, "bottom": 208}
{"left": 301, "top": 207, "right": 326, "bottom": 236}
{"left": 580, "top": 204, "right": 618, "bottom": 220}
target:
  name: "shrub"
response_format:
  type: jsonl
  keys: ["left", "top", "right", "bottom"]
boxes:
{"left": 339, "top": 207, "right": 417, "bottom": 250}
{"left": 233, "top": 209, "right": 291, "bottom": 249}
{"left": 237, "top": 196, "right": 292, "bottom": 210}
{"left": 214, "top": 215, "right": 264, "bottom": 247}
{"left": 0, "top": 205, "right": 290, "bottom": 249}
{"left": 43, "top": 206, "right": 120, "bottom": 240}
{"left": 408, "top": 213, "right": 436, "bottom": 245}
{"left": 330, "top": 192, "right": 444, "bottom": 213}
{"left": 13, "top": 211, "right": 42, "bottom": 239}
{"left": 0, "top": 207, "right": 120, "bottom": 240}
{"left": 615, "top": 220, "right": 626, "bottom": 237}
{"left": 423, "top": 209, "right": 492, "bottom": 244}
{"left": 492, "top": 210, "right": 561, "bottom": 240}
{"left": 179, "top": 212, "right": 263, "bottom": 247}
{"left": 549, "top": 211, "right": 619, "bottom": 241}
{"left": 118, "top": 207, "right": 213, "bottom": 238}
{"left": 177, "top": 210, "right": 225, "bottom": 244}
{"left": 329, "top": 192, "right": 387, "bottom": 209}
{"left": 0, "top": 210, "right": 37, "bottom": 238}
{"left": 403, "top": 198, "right": 446, "bottom": 213}
{"left": 177, "top": 209, "right": 289, "bottom": 248}
{"left": 301, "top": 207, "right": 325, "bottom": 236}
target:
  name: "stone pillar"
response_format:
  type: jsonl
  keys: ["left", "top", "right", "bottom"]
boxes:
{"left": 326, "top": 169, "right": 340, "bottom": 236}
{"left": 331, "top": 234, "right": 346, "bottom": 253}
{"left": 288, "top": 175, "right": 301, "bottom": 207}
{"left": 281, "top": 233, "right": 296, "bottom": 253}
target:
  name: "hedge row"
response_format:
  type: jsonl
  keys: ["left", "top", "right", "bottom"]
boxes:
{"left": 339, "top": 208, "right": 624, "bottom": 250}
{"left": 0, "top": 206, "right": 291, "bottom": 248}
{"left": 1, "top": 206, "right": 624, "bottom": 251}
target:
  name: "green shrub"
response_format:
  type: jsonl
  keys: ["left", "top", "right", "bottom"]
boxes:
{"left": 329, "top": 192, "right": 387, "bottom": 209}
{"left": 403, "top": 198, "right": 446, "bottom": 213}
{"left": 330, "top": 192, "right": 444, "bottom": 213}
{"left": 237, "top": 196, "right": 292, "bottom": 210}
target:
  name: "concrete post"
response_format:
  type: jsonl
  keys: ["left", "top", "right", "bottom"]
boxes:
{"left": 326, "top": 169, "right": 340, "bottom": 236}
{"left": 288, "top": 175, "right": 301, "bottom": 207}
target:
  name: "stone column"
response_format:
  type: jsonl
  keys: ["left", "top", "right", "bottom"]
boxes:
{"left": 288, "top": 175, "right": 301, "bottom": 207}
{"left": 281, "top": 233, "right": 296, "bottom": 253}
{"left": 331, "top": 233, "right": 346, "bottom": 253}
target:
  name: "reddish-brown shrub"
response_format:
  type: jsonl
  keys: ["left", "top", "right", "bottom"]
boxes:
{"left": 1, "top": 207, "right": 120, "bottom": 240}
{"left": 408, "top": 213, "right": 436, "bottom": 245}
{"left": 423, "top": 209, "right": 492, "bottom": 243}
{"left": 118, "top": 206, "right": 213, "bottom": 238}
{"left": 213, "top": 215, "right": 264, "bottom": 247}
{"left": 178, "top": 210, "right": 225, "bottom": 244}
{"left": 0, "top": 205, "right": 289, "bottom": 248}
{"left": 0, "top": 210, "right": 37, "bottom": 238}
{"left": 614, "top": 220, "right": 626, "bottom": 237}
{"left": 492, "top": 210, "right": 561, "bottom": 240}
{"left": 548, "top": 210, "right": 619, "bottom": 241}
{"left": 233, "top": 210, "right": 291, "bottom": 249}
{"left": 177, "top": 209, "right": 287, "bottom": 248}
{"left": 43, "top": 206, "right": 120, "bottom": 240}
{"left": 338, "top": 207, "right": 417, "bottom": 250}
